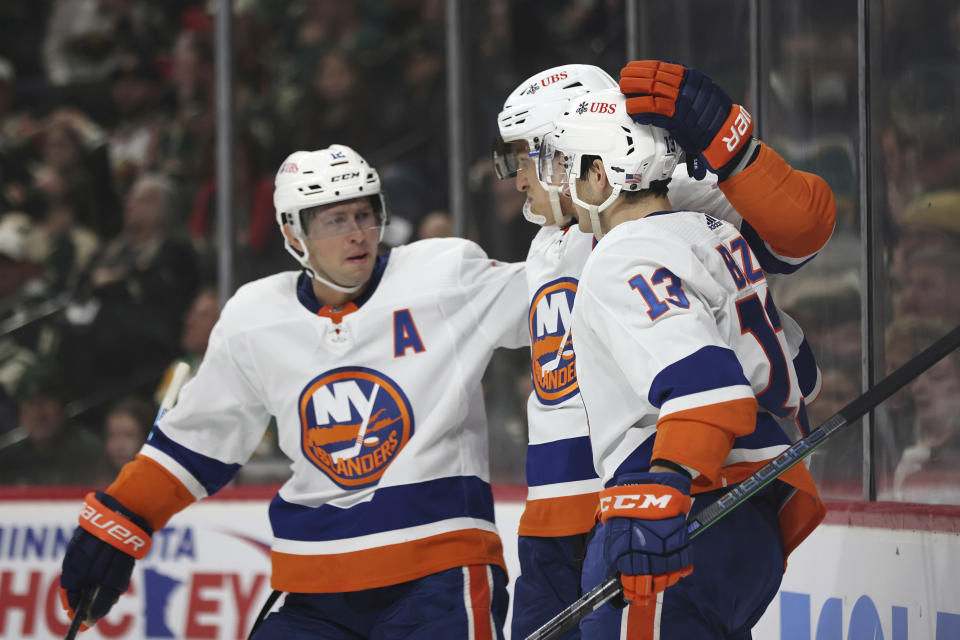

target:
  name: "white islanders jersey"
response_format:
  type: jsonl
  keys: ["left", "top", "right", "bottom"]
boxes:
{"left": 142, "top": 238, "right": 527, "bottom": 592}
{"left": 522, "top": 223, "right": 601, "bottom": 536}
{"left": 519, "top": 167, "right": 819, "bottom": 537}
{"left": 572, "top": 211, "right": 824, "bottom": 556}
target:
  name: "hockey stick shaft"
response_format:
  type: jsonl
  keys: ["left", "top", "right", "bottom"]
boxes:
{"left": 157, "top": 361, "right": 192, "bottom": 423}
{"left": 526, "top": 323, "right": 960, "bottom": 640}
{"left": 63, "top": 587, "right": 96, "bottom": 640}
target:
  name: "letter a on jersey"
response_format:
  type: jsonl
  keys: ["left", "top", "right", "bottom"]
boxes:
{"left": 529, "top": 277, "right": 580, "bottom": 405}
{"left": 393, "top": 309, "right": 425, "bottom": 356}
{"left": 298, "top": 367, "right": 415, "bottom": 488}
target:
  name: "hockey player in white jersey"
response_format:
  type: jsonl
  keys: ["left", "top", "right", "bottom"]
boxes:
{"left": 496, "top": 62, "right": 835, "bottom": 639}
{"left": 58, "top": 144, "right": 527, "bottom": 639}
{"left": 494, "top": 64, "right": 617, "bottom": 640}
{"left": 539, "top": 82, "right": 827, "bottom": 638}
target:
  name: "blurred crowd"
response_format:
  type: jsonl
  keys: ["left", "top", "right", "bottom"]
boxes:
{"left": 0, "top": 0, "right": 958, "bottom": 505}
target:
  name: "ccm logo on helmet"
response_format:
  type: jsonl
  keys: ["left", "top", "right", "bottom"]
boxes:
{"left": 79, "top": 503, "right": 149, "bottom": 552}
{"left": 599, "top": 493, "right": 673, "bottom": 511}
{"left": 331, "top": 171, "right": 361, "bottom": 182}
{"left": 540, "top": 70, "right": 568, "bottom": 87}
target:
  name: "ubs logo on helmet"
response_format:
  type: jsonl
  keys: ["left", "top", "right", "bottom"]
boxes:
{"left": 298, "top": 367, "right": 414, "bottom": 489}
{"left": 540, "top": 70, "right": 568, "bottom": 87}
{"left": 529, "top": 278, "right": 579, "bottom": 405}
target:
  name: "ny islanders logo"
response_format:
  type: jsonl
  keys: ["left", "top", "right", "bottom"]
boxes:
{"left": 298, "top": 367, "right": 414, "bottom": 489}
{"left": 529, "top": 277, "right": 579, "bottom": 405}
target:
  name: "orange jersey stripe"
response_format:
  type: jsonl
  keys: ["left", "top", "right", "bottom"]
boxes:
{"left": 625, "top": 597, "right": 659, "bottom": 639}
{"left": 106, "top": 454, "right": 197, "bottom": 531}
{"left": 270, "top": 528, "right": 505, "bottom": 593}
{"left": 652, "top": 397, "right": 758, "bottom": 484}
{"left": 719, "top": 143, "right": 836, "bottom": 258}
{"left": 517, "top": 492, "right": 599, "bottom": 537}
{"left": 467, "top": 565, "right": 494, "bottom": 640}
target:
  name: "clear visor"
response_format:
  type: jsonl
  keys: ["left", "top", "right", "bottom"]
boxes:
{"left": 537, "top": 137, "right": 576, "bottom": 193}
{"left": 492, "top": 137, "right": 536, "bottom": 180}
{"left": 300, "top": 197, "right": 385, "bottom": 239}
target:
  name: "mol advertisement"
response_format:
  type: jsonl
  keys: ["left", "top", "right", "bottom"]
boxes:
{"left": 754, "top": 521, "right": 960, "bottom": 640}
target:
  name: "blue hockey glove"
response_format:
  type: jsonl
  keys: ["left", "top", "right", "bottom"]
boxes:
{"left": 620, "top": 60, "right": 755, "bottom": 181}
{"left": 599, "top": 471, "right": 693, "bottom": 603}
{"left": 60, "top": 491, "right": 153, "bottom": 628}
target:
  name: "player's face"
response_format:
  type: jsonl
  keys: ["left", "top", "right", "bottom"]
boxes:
{"left": 513, "top": 141, "right": 554, "bottom": 225}
{"left": 297, "top": 198, "right": 380, "bottom": 290}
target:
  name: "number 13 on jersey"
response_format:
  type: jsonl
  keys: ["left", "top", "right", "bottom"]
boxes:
{"left": 628, "top": 267, "right": 690, "bottom": 320}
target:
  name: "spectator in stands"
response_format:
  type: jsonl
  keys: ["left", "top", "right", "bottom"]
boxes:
{"left": 106, "top": 50, "right": 169, "bottom": 199}
{"left": 154, "top": 287, "right": 220, "bottom": 404}
{"left": 60, "top": 172, "right": 198, "bottom": 402}
{"left": 42, "top": 0, "right": 126, "bottom": 86}
{"left": 0, "top": 57, "right": 38, "bottom": 215}
{"left": 0, "top": 212, "right": 45, "bottom": 433}
{"left": 0, "top": 360, "right": 103, "bottom": 485}
{"left": 417, "top": 210, "right": 453, "bottom": 240}
{"left": 894, "top": 248, "right": 960, "bottom": 326}
{"left": 35, "top": 108, "right": 120, "bottom": 238}
{"left": 892, "top": 331, "right": 960, "bottom": 505}
{"left": 24, "top": 164, "right": 100, "bottom": 296}
{"left": 188, "top": 132, "right": 282, "bottom": 283}
{"left": 890, "top": 190, "right": 960, "bottom": 284}
{"left": 161, "top": 27, "right": 215, "bottom": 193}
{"left": 291, "top": 49, "right": 377, "bottom": 153}
{"left": 99, "top": 395, "right": 154, "bottom": 482}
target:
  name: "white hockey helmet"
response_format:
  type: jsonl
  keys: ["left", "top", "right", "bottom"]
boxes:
{"left": 539, "top": 88, "right": 680, "bottom": 239}
{"left": 493, "top": 64, "right": 617, "bottom": 225}
{"left": 274, "top": 144, "right": 388, "bottom": 292}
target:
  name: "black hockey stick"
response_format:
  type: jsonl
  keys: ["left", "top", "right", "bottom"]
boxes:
{"left": 247, "top": 589, "right": 283, "bottom": 639}
{"left": 525, "top": 323, "right": 960, "bottom": 640}
{"left": 64, "top": 589, "right": 95, "bottom": 640}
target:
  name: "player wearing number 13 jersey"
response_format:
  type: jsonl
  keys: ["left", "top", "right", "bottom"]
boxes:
{"left": 498, "top": 63, "right": 833, "bottom": 639}
{"left": 542, "top": 77, "right": 828, "bottom": 638}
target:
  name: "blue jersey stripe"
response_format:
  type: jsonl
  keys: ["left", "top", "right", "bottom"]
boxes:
{"left": 793, "top": 337, "right": 819, "bottom": 398}
{"left": 146, "top": 427, "right": 242, "bottom": 495}
{"left": 731, "top": 411, "right": 792, "bottom": 449}
{"left": 740, "top": 220, "right": 816, "bottom": 274}
{"left": 525, "top": 436, "right": 599, "bottom": 487}
{"left": 648, "top": 345, "right": 750, "bottom": 409}
{"left": 269, "top": 475, "right": 495, "bottom": 541}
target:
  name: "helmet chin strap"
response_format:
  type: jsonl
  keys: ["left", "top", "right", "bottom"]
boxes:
{"left": 521, "top": 198, "right": 547, "bottom": 225}
{"left": 570, "top": 180, "right": 621, "bottom": 240}
{"left": 306, "top": 266, "right": 365, "bottom": 294}
{"left": 547, "top": 185, "right": 570, "bottom": 226}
